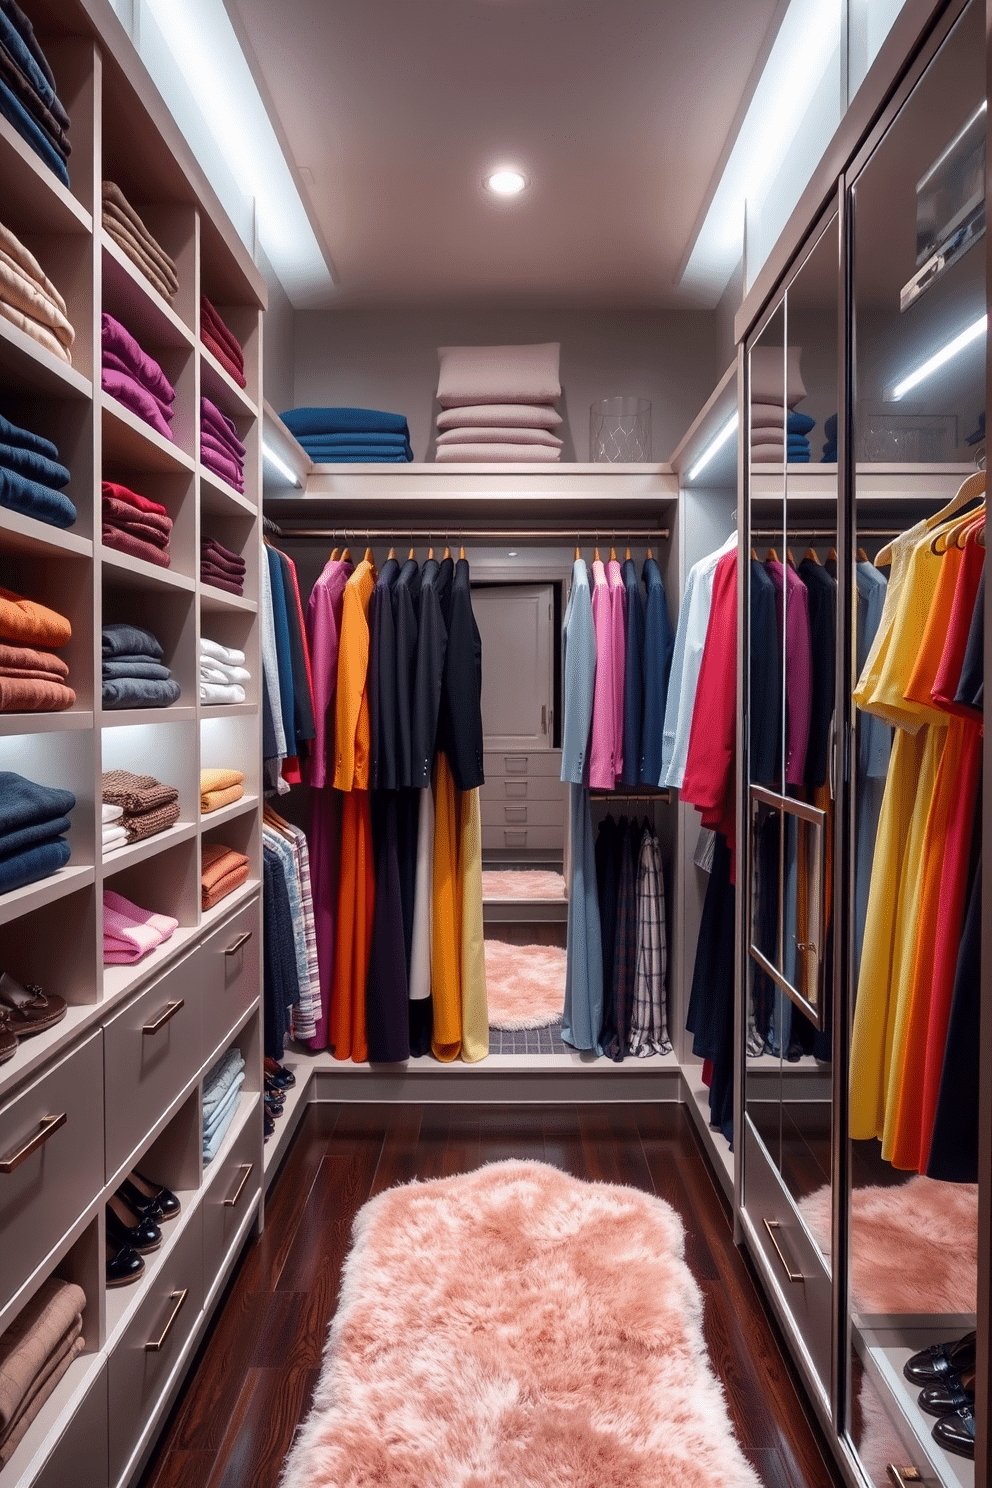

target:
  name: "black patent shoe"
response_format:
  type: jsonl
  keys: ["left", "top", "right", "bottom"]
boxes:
{"left": 106, "top": 1241, "right": 144, "bottom": 1288}
{"left": 264, "top": 1057, "right": 295, "bottom": 1088}
{"left": 264, "top": 1109, "right": 275, "bottom": 1140}
{"left": 904, "top": 1331, "right": 976, "bottom": 1386}
{"left": 918, "top": 1370, "right": 975, "bottom": 1417}
{"left": 932, "top": 1406, "right": 976, "bottom": 1459}
{"left": 119, "top": 1171, "right": 181, "bottom": 1222}
{"left": 106, "top": 1193, "right": 161, "bottom": 1254}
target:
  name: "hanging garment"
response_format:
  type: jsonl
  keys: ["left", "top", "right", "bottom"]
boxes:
{"left": 595, "top": 814, "right": 625, "bottom": 1056}
{"left": 562, "top": 784, "right": 604, "bottom": 1052}
{"left": 629, "top": 822, "right": 669, "bottom": 1055}
{"left": 588, "top": 558, "right": 619, "bottom": 788}
{"left": 370, "top": 556, "right": 400, "bottom": 790}
{"left": 275, "top": 548, "right": 316, "bottom": 780}
{"left": 926, "top": 848, "right": 981, "bottom": 1183}
{"left": 681, "top": 552, "right": 737, "bottom": 850}
{"left": 686, "top": 831, "right": 736, "bottom": 1143}
{"left": 639, "top": 555, "right": 675, "bottom": 784}
{"left": 603, "top": 816, "right": 639, "bottom": 1062}
{"left": 392, "top": 558, "right": 422, "bottom": 788}
{"left": 607, "top": 556, "right": 626, "bottom": 782}
{"left": 660, "top": 531, "right": 736, "bottom": 788}
{"left": 458, "top": 786, "right": 488, "bottom": 1062}
{"left": 749, "top": 559, "right": 781, "bottom": 787}
{"left": 620, "top": 557, "right": 644, "bottom": 786}
{"left": 260, "top": 542, "right": 287, "bottom": 766}
{"left": 437, "top": 557, "right": 485, "bottom": 790}
{"left": 431, "top": 752, "right": 461, "bottom": 1061}
{"left": 408, "top": 783, "right": 434, "bottom": 1056}
{"left": 262, "top": 824, "right": 316, "bottom": 1041}
{"left": 796, "top": 557, "right": 837, "bottom": 790}
{"left": 561, "top": 557, "right": 595, "bottom": 785}
{"left": 854, "top": 561, "right": 891, "bottom": 971}
{"left": 411, "top": 556, "right": 453, "bottom": 786}
{"left": 266, "top": 544, "right": 296, "bottom": 755}
{"left": 764, "top": 558, "right": 812, "bottom": 787}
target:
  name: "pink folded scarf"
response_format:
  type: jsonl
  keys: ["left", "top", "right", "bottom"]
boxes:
{"left": 103, "top": 888, "right": 178, "bottom": 962}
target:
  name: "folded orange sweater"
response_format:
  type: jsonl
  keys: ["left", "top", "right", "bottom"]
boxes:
{"left": 0, "top": 587, "right": 71, "bottom": 648}
{"left": 201, "top": 842, "right": 250, "bottom": 908}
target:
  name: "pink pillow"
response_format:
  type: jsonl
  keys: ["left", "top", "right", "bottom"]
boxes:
{"left": 436, "top": 426, "right": 562, "bottom": 447}
{"left": 749, "top": 346, "right": 806, "bottom": 407}
{"left": 436, "top": 343, "right": 560, "bottom": 408}
{"left": 435, "top": 443, "right": 561, "bottom": 463}
{"left": 436, "top": 402, "right": 562, "bottom": 431}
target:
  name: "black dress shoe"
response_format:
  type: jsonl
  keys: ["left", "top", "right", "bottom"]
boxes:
{"left": 119, "top": 1170, "right": 181, "bottom": 1222}
{"left": 264, "top": 1058, "right": 295, "bottom": 1088}
{"left": 264, "top": 1109, "right": 275, "bottom": 1140}
{"left": 904, "top": 1331, "right": 976, "bottom": 1385}
{"left": 107, "top": 1194, "right": 161, "bottom": 1254}
{"left": 106, "top": 1241, "right": 144, "bottom": 1288}
{"left": 918, "top": 1370, "right": 975, "bottom": 1417}
{"left": 932, "top": 1406, "right": 976, "bottom": 1459}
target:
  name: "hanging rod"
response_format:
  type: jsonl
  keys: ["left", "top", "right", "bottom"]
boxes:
{"left": 275, "top": 526, "right": 670, "bottom": 542}
{"left": 750, "top": 527, "right": 901, "bottom": 538}
{"left": 589, "top": 789, "right": 672, "bottom": 803}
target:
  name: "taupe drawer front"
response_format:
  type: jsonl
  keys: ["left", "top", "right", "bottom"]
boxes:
{"left": 199, "top": 895, "right": 261, "bottom": 1063}
{"left": 0, "top": 1031, "right": 103, "bottom": 1319}
{"left": 104, "top": 959, "right": 201, "bottom": 1180}
{"left": 108, "top": 1207, "right": 203, "bottom": 1484}
{"left": 484, "top": 751, "right": 562, "bottom": 778}
{"left": 33, "top": 1361, "right": 107, "bottom": 1488}
{"left": 481, "top": 827, "right": 565, "bottom": 851}
{"left": 202, "top": 1100, "right": 260, "bottom": 1290}
{"left": 481, "top": 801, "right": 564, "bottom": 828}
{"left": 480, "top": 777, "right": 566, "bottom": 803}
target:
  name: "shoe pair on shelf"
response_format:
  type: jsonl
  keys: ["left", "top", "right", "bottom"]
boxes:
{"left": 903, "top": 1330, "right": 976, "bottom": 1459}
{"left": 264, "top": 1057, "right": 295, "bottom": 1089}
{"left": 0, "top": 971, "right": 67, "bottom": 1064}
{"left": 105, "top": 1171, "right": 181, "bottom": 1288}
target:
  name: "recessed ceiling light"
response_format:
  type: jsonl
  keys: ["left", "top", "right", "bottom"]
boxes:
{"left": 485, "top": 168, "right": 527, "bottom": 196}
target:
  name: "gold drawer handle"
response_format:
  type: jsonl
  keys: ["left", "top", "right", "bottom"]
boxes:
{"left": 142, "top": 999, "right": 185, "bottom": 1035}
{"left": 223, "top": 1161, "right": 254, "bottom": 1207}
{"left": 0, "top": 1112, "right": 67, "bottom": 1174}
{"left": 763, "top": 1218, "right": 803, "bottom": 1283}
{"left": 144, "top": 1288, "right": 188, "bottom": 1352}
{"left": 224, "top": 931, "right": 252, "bottom": 956}
{"left": 886, "top": 1468, "right": 922, "bottom": 1487}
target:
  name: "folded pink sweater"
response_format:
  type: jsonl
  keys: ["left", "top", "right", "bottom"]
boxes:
{"left": 102, "top": 888, "right": 178, "bottom": 962}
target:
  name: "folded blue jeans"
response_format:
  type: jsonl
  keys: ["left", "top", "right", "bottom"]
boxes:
{"left": 0, "top": 467, "right": 76, "bottom": 528}
{"left": 0, "top": 440, "right": 70, "bottom": 488}
{"left": 0, "top": 76, "right": 69, "bottom": 186}
{"left": 0, "top": 815, "right": 71, "bottom": 860}
{"left": 0, "top": 770, "right": 75, "bottom": 832}
{"left": 0, "top": 412, "right": 60, "bottom": 461}
{"left": 0, "top": 837, "right": 70, "bottom": 895}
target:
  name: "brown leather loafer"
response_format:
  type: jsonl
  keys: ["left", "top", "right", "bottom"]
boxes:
{"left": 0, "top": 971, "right": 67, "bottom": 1037}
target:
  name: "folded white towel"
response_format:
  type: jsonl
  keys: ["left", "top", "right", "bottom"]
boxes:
{"left": 199, "top": 659, "right": 251, "bottom": 684}
{"left": 102, "top": 803, "right": 124, "bottom": 823}
{"left": 103, "top": 824, "right": 128, "bottom": 849}
{"left": 200, "top": 637, "right": 246, "bottom": 666}
{"left": 200, "top": 681, "right": 246, "bottom": 705}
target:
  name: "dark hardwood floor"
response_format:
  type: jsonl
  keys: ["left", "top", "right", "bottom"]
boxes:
{"left": 140, "top": 1102, "right": 846, "bottom": 1488}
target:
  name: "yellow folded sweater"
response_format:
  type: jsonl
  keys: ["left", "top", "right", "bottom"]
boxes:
{"left": 200, "top": 767, "right": 245, "bottom": 813}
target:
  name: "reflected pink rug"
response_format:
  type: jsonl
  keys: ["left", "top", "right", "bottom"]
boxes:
{"left": 482, "top": 869, "right": 565, "bottom": 900}
{"left": 280, "top": 1161, "right": 760, "bottom": 1488}
{"left": 484, "top": 939, "right": 564, "bottom": 1029}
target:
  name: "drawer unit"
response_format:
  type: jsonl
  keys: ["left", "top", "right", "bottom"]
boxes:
{"left": 481, "top": 826, "right": 565, "bottom": 852}
{"left": 103, "top": 959, "right": 202, "bottom": 1181}
{"left": 201, "top": 1098, "right": 261, "bottom": 1292}
{"left": 484, "top": 751, "right": 561, "bottom": 778}
{"left": 480, "top": 776, "right": 566, "bottom": 803}
{"left": 108, "top": 1207, "right": 204, "bottom": 1485}
{"left": 33, "top": 1361, "right": 108, "bottom": 1488}
{"left": 480, "top": 800, "right": 564, "bottom": 828}
{"left": 0, "top": 1032, "right": 103, "bottom": 1321}
{"left": 199, "top": 895, "right": 261, "bottom": 1064}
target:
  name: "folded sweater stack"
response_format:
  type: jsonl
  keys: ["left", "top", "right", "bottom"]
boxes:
{"left": 201, "top": 297, "right": 246, "bottom": 389}
{"left": 102, "top": 480, "right": 173, "bottom": 569}
{"left": 0, "top": 411, "right": 75, "bottom": 529}
{"left": 201, "top": 842, "right": 250, "bottom": 909}
{"left": 434, "top": 342, "right": 563, "bottom": 462}
{"left": 202, "top": 1046, "right": 245, "bottom": 1163}
{"left": 102, "top": 622, "right": 180, "bottom": 711}
{"left": 0, "top": 1278, "right": 86, "bottom": 1469}
{"left": 280, "top": 405, "right": 413, "bottom": 463}
{"left": 201, "top": 767, "right": 245, "bottom": 814}
{"left": 0, "top": 584, "right": 73, "bottom": 714}
{"left": 0, "top": 2, "right": 71, "bottom": 189}
{"left": 822, "top": 413, "right": 838, "bottom": 463}
{"left": 101, "top": 770, "right": 179, "bottom": 852}
{"left": 102, "top": 888, "right": 178, "bottom": 965}
{"left": 200, "top": 396, "right": 245, "bottom": 491}
{"left": 0, "top": 771, "right": 73, "bottom": 896}
{"left": 201, "top": 535, "right": 245, "bottom": 596}
{"left": 0, "top": 219, "right": 74, "bottom": 365}
{"left": 101, "top": 313, "right": 176, "bottom": 443}
{"left": 200, "top": 636, "right": 249, "bottom": 705}
{"left": 101, "top": 802, "right": 125, "bottom": 854}
{"left": 750, "top": 344, "right": 809, "bottom": 463}
{"left": 101, "top": 182, "right": 179, "bottom": 303}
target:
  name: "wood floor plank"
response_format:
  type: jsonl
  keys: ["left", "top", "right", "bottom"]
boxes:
{"left": 206, "top": 1366, "right": 322, "bottom": 1488}
{"left": 143, "top": 1449, "right": 216, "bottom": 1488}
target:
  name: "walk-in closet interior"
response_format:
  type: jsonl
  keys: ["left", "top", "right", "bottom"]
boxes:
{"left": 0, "top": 0, "right": 988, "bottom": 1485}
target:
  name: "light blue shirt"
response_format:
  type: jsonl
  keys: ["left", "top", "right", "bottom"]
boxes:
{"left": 560, "top": 559, "right": 597, "bottom": 785}
{"left": 660, "top": 531, "right": 737, "bottom": 788}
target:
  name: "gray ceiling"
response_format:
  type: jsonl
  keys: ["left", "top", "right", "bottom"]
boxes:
{"left": 229, "top": 0, "right": 784, "bottom": 309}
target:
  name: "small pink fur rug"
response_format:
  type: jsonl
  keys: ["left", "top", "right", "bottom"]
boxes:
{"left": 484, "top": 939, "right": 565, "bottom": 1029}
{"left": 799, "top": 1175, "right": 978, "bottom": 1314}
{"left": 482, "top": 869, "right": 566, "bottom": 900}
{"left": 279, "top": 1161, "right": 760, "bottom": 1488}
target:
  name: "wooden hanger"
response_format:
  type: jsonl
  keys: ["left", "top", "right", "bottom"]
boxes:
{"left": 387, "top": 546, "right": 396, "bottom": 560}
{"left": 786, "top": 548, "right": 797, "bottom": 568}
{"left": 593, "top": 546, "right": 600, "bottom": 561}
{"left": 329, "top": 546, "right": 339, "bottom": 561}
{"left": 877, "top": 469, "right": 986, "bottom": 567}
{"left": 575, "top": 545, "right": 581, "bottom": 560}
{"left": 340, "top": 546, "right": 352, "bottom": 562}
{"left": 427, "top": 545, "right": 434, "bottom": 559}
{"left": 443, "top": 544, "right": 451, "bottom": 559}
{"left": 751, "top": 547, "right": 759, "bottom": 560}
{"left": 263, "top": 802, "right": 295, "bottom": 841}
{"left": 828, "top": 547, "right": 838, "bottom": 564}
{"left": 765, "top": 546, "right": 779, "bottom": 563}
{"left": 408, "top": 547, "right": 416, "bottom": 560}
{"left": 804, "top": 546, "right": 820, "bottom": 564}
{"left": 609, "top": 545, "right": 617, "bottom": 561}
{"left": 459, "top": 545, "right": 465, "bottom": 559}
{"left": 363, "top": 546, "right": 373, "bottom": 563}
{"left": 645, "top": 546, "right": 653, "bottom": 560}
{"left": 625, "top": 545, "right": 631, "bottom": 560}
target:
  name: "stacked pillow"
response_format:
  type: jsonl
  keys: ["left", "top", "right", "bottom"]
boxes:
{"left": 749, "top": 345, "right": 807, "bottom": 464}
{"left": 0, "top": 585, "right": 73, "bottom": 713}
{"left": 0, "top": 3, "right": 71, "bottom": 188}
{"left": 101, "top": 481, "right": 172, "bottom": 568}
{"left": 0, "top": 412, "right": 75, "bottom": 529}
{"left": 101, "top": 622, "right": 180, "bottom": 711}
{"left": 101, "top": 314, "right": 175, "bottom": 441}
{"left": 200, "top": 397, "right": 244, "bottom": 491}
{"left": 102, "top": 183, "right": 179, "bottom": 303}
{"left": 279, "top": 406, "right": 413, "bottom": 463}
{"left": 0, "top": 220, "right": 74, "bottom": 364}
{"left": 434, "top": 342, "right": 563, "bottom": 462}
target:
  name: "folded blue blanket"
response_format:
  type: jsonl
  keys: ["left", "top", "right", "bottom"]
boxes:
{"left": 102, "top": 622, "right": 164, "bottom": 660}
{"left": 203, "top": 1048, "right": 245, "bottom": 1111}
{"left": 304, "top": 447, "right": 413, "bottom": 461}
{"left": 203, "top": 1086, "right": 244, "bottom": 1162}
{"left": 203, "top": 1072, "right": 245, "bottom": 1140}
{"left": 0, "top": 836, "right": 70, "bottom": 895}
{"left": 787, "top": 438, "right": 810, "bottom": 452}
{"left": 102, "top": 676, "right": 180, "bottom": 710}
{"left": 0, "top": 771, "right": 75, "bottom": 833}
{"left": 0, "top": 440, "right": 70, "bottom": 488}
{"left": 788, "top": 452, "right": 811, "bottom": 463}
{"left": 0, "top": 6, "right": 62, "bottom": 116}
{"left": 787, "top": 411, "right": 815, "bottom": 435}
{"left": 308, "top": 454, "right": 411, "bottom": 464}
{"left": 0, "top": 77, "right": 69, "bottom": 187}
{"left": 0, "top": 815, "right": 70, "bottom": 861}
{"left": 0, "top": 413, "right": 60, "bottom": 462}
{"left": 102, "top": 658, "right": 173, "bottom": 681}
{"left": 281, "top": 406, "right": 409, "bottom": 437}
{"left": 296, "top": 430, "right": 410, "bottom": 448}
{"left": 0, "top": 467, "right": 76, "bottom": 528}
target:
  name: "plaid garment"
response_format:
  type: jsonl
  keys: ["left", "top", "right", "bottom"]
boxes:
{"left": 288, "top": 823, "right": 320, "bottom": 1041}
{"left": 606, "top": 817, "right": 639, "bottom": 1062}
{"left": 629, "top": 823, "right": 671, "bottom": 1056}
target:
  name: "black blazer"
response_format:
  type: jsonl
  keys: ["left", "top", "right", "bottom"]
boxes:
{"left": 437, "top": 557, "right": 484, "bottom": 790}
{"left": 369, "top": 557, "right": 399, "bottom": 790}
{"left": 410, "top": 557, "right": 452, "bottom": 788}
{"left": 392, "top": 558, "right": 421, "bottom": 789}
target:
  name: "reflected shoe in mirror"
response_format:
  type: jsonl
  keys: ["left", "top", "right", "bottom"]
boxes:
{"left": 932, "top": 1406, "right": 976, "bottom": 1459}
{"left": 106, "top": 1241, "right": 144, "bottom": 1288}
{"left": 106, "top": 1194, "right": 162, "bottom": 1254}
{"left": 0, "top": 972, "right": 67, "bottom": 1036}
{"left": 0, "top": 1015, "right": 16, "bottom": 1065}
{"left": 918, "top": 1369, "right": 975, "bottom": 1417}
{"left": 903, "top": 1330, "right": 976, "bottom": 1385}
{"left": 120, "top": 1170, "right": 181, "bottom": 1222}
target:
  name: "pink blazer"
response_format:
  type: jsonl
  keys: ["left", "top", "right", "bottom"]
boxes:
{"left": 589, "top": 559, "right": 625, "bottom": 788}
{"left": 607, "top": 558, "right": 626, "bottom": 780}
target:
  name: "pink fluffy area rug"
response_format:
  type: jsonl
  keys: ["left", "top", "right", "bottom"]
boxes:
{"left": 482, "top": 869, "right": 566, "bottom": 900}
{"left": 279, "top": 1161, "right": 761, "bottom": 1488}
{"left": 484, "top": 939, "right": 565, "bottom": 1029}
{"left": 798, "top": 1174, "right": 978, "bottom": 1315}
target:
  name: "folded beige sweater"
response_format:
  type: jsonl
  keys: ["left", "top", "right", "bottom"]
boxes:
{"left": 0, "top": 1278, "right": 86, "bottom": 1434}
